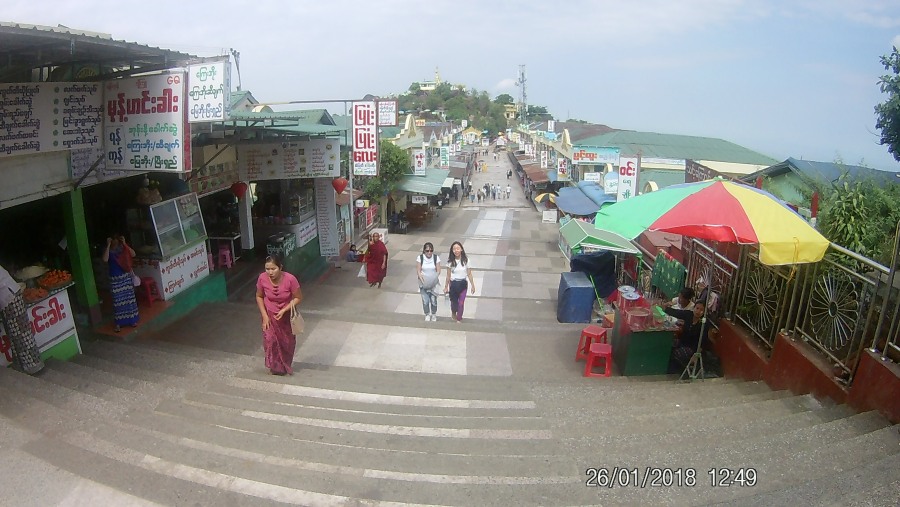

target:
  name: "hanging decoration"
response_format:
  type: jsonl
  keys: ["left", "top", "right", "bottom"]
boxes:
{"left": 332, "top": 177, "right": 349, "bottom": 194}
{"left": 230, "top": 181, "right": 248, "bottom": 199}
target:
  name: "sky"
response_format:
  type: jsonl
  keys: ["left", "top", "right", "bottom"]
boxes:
{"left": 7, "top": 0, "right": 900, "bottom": 171}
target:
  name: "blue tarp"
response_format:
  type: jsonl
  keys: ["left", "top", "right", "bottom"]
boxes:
{"left": 556, "top": 187, "right": 602, "bottom": 216}
{"left": 577, "top": 181, "right": 618, "bottom": 208}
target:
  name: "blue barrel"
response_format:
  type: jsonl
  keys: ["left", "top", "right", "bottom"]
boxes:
{"left": 557, "top": 271, "right": 595, "bottom": 323}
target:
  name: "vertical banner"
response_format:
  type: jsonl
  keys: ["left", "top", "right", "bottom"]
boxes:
{"left": 412, "top": 149, "right": 425, "bottom": 175}
{"left": 616, "top": 156, "right": 641, "bottom": 201}
{"left": 352, "top": 101, "right": 378, "bottom": 176}
{"left": 187, "top": 59, "right": 230, "bottom": 122}
{"left": 540, "top": 150, "right": 548, "bottom": 169}
{"left": 557, "top": 158, "right": 569, "bottom": 182}
{"left": 377, "top": 99, "right": 398, "bottom": 127}
{"left": 315, "top": 178, "right": 339, "bottom": 257}
{"left": 439, "top": 146, "right": 449, "bottom": 168}
{"left": 104, "top": 72, "right": 187, "bottom": 172}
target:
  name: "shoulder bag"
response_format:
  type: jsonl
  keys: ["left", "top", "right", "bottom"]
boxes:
{"left": 290, "top": 304, "right": 305, "bottom": 335}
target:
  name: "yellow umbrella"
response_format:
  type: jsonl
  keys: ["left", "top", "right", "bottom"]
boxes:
{"left": 533, "top": 193, "right": 556, "bottom": 204}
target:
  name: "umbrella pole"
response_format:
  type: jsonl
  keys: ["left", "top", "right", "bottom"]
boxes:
{"left": 679, "top": 241, "right": 715, "bottom": 382}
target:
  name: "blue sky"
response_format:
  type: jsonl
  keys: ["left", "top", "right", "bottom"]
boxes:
{"left": 7, "top": 0, "right": 900, "bottom": 170}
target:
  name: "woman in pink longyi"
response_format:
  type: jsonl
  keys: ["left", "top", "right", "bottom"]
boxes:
{"left": 255, "top": 254, "right": 303, "bottom": 375}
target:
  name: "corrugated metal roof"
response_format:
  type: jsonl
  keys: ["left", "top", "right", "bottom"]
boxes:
{"left": 576, "top": 130, "right": 778, "bottom": 165}
{"left": 639, "top": 169, "right": 687, "bottom": 189}
{"left": 228, "top": 109, "right": 337, "bottom": 125}
{"left": 742, "top": 157, "right": 900, "bottom": 187}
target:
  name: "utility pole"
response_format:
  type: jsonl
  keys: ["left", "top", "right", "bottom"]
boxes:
{"left": 516, "top": 64, "right": 527, "bottom": 125}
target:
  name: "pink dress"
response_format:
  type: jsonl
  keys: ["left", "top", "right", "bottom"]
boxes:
{"left": 256, "top": 272, "right": 301, "bottom": 375}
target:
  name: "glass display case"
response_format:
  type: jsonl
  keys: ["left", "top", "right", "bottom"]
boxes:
{"left": 127, "top": 193, "right": 207, "bottom": 258}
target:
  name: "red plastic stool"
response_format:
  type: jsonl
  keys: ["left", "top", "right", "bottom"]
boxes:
{"left": 576, "top": 324, "right": 608, "bottom": 361}
{"left": 138, "top": 277, "right": 161, "bottom": 306}
{"left": 583, "top": 342, "right": 613, "bottom": 377}
{"left": 217, "top": 245, "right": 233, "bottom": 269}
{"left": 208, "top": 252, "right": 215, "bottom": 271}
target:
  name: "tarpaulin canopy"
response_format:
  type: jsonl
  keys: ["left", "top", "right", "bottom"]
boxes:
{"left": 559, "top": 219, "right": 640, "bottom": 255}
{"left": 556, "top": 187, "right": 601, "bottom": 216}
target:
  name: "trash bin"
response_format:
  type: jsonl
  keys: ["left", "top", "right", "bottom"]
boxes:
{"left": 557, "top": 271, "right": 595, "bottom": 323}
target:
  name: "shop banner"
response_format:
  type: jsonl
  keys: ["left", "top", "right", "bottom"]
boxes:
{"left": 315, "top": 178, "right": 339, "bottom": 257}
{"left": 187, "top": 59, "right": 230, "bottom": 123}
{"left": 133, "top": 242, "right": 210, "bottom": 300}
{"left": 352, "top": 101, "right": 378, "bottom": 176}
{"left": 377, "top": 99, "right": 398, "bottom": 127}
{"left": 413, "top": 149, "right": 425, "bottom": 175}
{"left": 0, "top": 82, "right": 103, "bottom": 158}
{"left": 69, "top": 145, "right": 129, "bottom": 186}
{"left": 0, "top": 290, "right": 78, "bottom": 367}
{"left": 439, "top": 146, "right": 449, "bottom": 168}
{"left": 572, "top": 145, "right": 620, "bottom": 166}
{"left": 540, "top": 151, "right": 548, "bottom": 169}
{"left": 189, "top": 160, "right": 240, "bottom": 196}
{"left": 557, "top": 158, "right": 569, "bottom": 182}
{"left": 104, "top": 72, "right": 188, "bottom": 172}
{"left": 616, "top": 157, "right": 641, "bottom": 201}
{"left": 237, "top": 139, "right": 339, "bottom": 181}
{"left": 296, "top": 216, "right": 319, "bottom": 248}
{"left": 411, "top": 195, "right": 428, "bottom": 204}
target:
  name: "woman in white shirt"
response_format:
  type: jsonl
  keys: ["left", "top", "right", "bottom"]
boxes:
{"left": 416, "top": 242, "right": 441, "bottom": 322}
{"left": 444, "top": 241, "right": 476, "bottom": 323}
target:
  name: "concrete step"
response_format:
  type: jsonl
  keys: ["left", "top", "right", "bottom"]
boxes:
{"left": 36, "top": 361, "right": 149, "bottom": 409}
{"left": 127, "top": 335, "right": 257, "bottom": 365}
{"left": 81, "top": 339, "right": 234, "bottom": 379}
{"left": 0, "top": 366, "right": 128, "bottom": 424}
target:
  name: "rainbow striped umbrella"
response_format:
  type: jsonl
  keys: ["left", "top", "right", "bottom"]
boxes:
{"left": 594, "top": 178, "right": 829, "bottom": 265}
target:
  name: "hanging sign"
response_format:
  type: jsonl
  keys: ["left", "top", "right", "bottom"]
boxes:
{"left": 352, "top": 101, "right": 378, "bottom": 176}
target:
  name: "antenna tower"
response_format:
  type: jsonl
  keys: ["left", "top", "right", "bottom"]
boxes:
{"left": 516, "top": 64, "right": 527, "bottom": 125}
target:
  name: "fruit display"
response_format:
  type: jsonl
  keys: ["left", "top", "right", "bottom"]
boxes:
{"left": 23, "top": 287, "right": 49, "bottom": 302}
{"left": 38, "top": 269, "right": 73, "bottom": 289}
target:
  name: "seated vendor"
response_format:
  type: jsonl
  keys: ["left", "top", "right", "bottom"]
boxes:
{"left": 663, "top": 302, "right": 712, "bottom": 374}
{"left": 346, "top": 244, "right": 360, "bottom": 262}
{"left": 671, "top": 287, "right": 695, "bottom": 311}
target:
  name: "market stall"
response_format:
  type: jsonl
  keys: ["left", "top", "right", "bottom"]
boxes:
{"left": 1, "top": 268, "right": 81, "bottom": 366}
{"left": 126, "top": 192, "right": 211, "bottom": 301}
{"left": 607, "top": 286, "right": 678, "bottom": 376}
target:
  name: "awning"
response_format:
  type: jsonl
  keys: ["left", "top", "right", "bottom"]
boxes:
{"left": 556, "top": 187, "right": 601, "bottom": 216}
{"left": 335, "top": 188, "right": 363, "bottom": 206}
{"left": 441, "top": 177, "right": 456, "bottom": 189}
{"left": 560, "top": 219, "right": 640, "bottom": 255}
{"left": 397, "top": 167, "right": 447, "bottom": 195}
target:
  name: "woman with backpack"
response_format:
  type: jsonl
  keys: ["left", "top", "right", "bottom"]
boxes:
{"left": 416, "top": 242, "right": 441, "bottom": 322}
{"left": 444, "top": 241, "right": 476, "bottom": 323}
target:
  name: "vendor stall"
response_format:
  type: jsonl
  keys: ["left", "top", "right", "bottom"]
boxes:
{"left": 126, "top": 192, "right": 211, "bottom": 300}
{"left": 1, "top": 269, "right": 81, "bottom": 366}
{"left": 609, "top": 302, "right": 678, "bottom": 376}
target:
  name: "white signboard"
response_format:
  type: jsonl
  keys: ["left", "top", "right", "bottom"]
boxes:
{"left": 352, "top": 101, "right": 378, "bottom": 175}
{"left": 439, "top": 146, "right": 449, "bottom": 168}
{"left": 616, "top": 157, "right": 641, "bottom": 201}
{"left": 0, "top": 289, "right": 79, "bottom": 366}
{"left": 69, "top": 145, "right": 128, "bottom": 185}
{"left": 133, "top": 242, "right": 211, "bottom": 300}
{"left": 557, "top": 158, "right": 569, "bottom": 182}
{"left": 296, "top": 216, "right": 319, "bottom": 248}
{"left": 377, "top": 99, "right": 398, "bottom": 127}
{"left": 315, "top": 178, "right": 339, "bottom": 257}
{"left": 411, "top": 195, "right": 428, "bottom": 204}
{"left": 540, "top": 151, "right": 548, "bottom": 169}
{"left": 583, "top": 171, "right": 602, "bottom": 183}
{"left": 461, "top": 120, "right": 468, "bottom": 128}
{"left": 412, "top": 149, "right": 425, "bottom": 176}
{"left": 603, "top": 171, "right": 619, "bottom": 195}
{"left": 104, "top": 72, "right": 188, "bottom": 172}
{"left": 0, "top": 82, "right": 103, "bottom": 158}
{"left": 187, "top": 59, "right": 230, "bottom": 122}
{"left": 237, "top": 139, "right": 339, "bottom": 181}
{"left": 547, "top": 120, "right": 555, "bottom": 132}
{"left": 542, "top": 210, "right": 558, "bottom": 223}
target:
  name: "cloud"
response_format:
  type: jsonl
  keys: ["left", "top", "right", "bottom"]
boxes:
{"left": 494, "top": 79, "right": 516, "bottom": 92}
{"left": 893, "top": 34, "right": 900, "bottom": 48}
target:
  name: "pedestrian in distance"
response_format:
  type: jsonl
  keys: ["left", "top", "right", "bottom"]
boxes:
{"left": 506, "top": 183, "right": 512, "bottom": 199}
{"left": 102, "top": 234, "right": 139, "bottom": 333}
{"left": 255, "top": 254, "right": 303, "bottom": 376}
{"left": 416, "top": 242, "right": 442, "bottom": 322}
{"left": 444, "top": 241, "right": 476, "bottom": 323}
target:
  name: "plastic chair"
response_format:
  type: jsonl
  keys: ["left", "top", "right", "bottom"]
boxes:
{"left": 217, "top": 244, "right": 233, "bottom": 269}
{"left": 575, "top": 324, "right": 608, "bottom": 361}
{"left": 583, "top": 342, "right": 613, "bottom": 377}
{"left": 138, "top": 277, "right": 161, "bottom": 306}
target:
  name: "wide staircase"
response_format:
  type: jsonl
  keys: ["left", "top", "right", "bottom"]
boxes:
{"left": 1, "top": 315, "right": 898, "bottom": 506}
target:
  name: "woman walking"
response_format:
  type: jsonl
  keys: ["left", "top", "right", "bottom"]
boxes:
{"left": 256, "top": 255, "right": 303, "bottom": 375}
{"left": 102, "top": 234, "right": 139, "bottom": 332}
{"left": 416, "top": 242, "right": 441, "bottom": 322}
{"left": 444, "top": 241, "right": 476, "bottom": 323}
{"left": 365, "top": 232, "right": 389, "bottom": 287}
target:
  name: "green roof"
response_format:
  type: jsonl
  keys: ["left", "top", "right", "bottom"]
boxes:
{"left": 639, "top": 169, "right": 686, "bottom": 189}
{"left": 559, "top": 219, "right": 640, "bottom": 255}
{"left": 229, "top": 108, "right": 336, "bottom": 125}
{"left": 576, "top": 131, "right": 778, "bottom": 165}
{"left": 397, "top": 168, "right": 448, "bottom": 195}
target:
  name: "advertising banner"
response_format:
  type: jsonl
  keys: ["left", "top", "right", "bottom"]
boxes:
{"left": 352, "top": 101, "right": 378, "bottom": 175}
{"left": 572, "top": 145, "right": 620, "bottom": 166}
{"left": 132, "top": 242, "right": 210, "bottom": 301}
{"left": 439, "top": 146, "right": 449, "bottom": 168}
{"left": 377, "top": 99, "right": 398, "bottom": 127}
{"left": 412, "top": 149, "right": 426, "bottom": 175}
{"left": 315, "top": 178, "right": 339, "bottom": 257}
{"left": 237, "top": 139, "right": 339, "bottom": 181}
{"left": 104, "top": 72, "right": 188, "bottom": 172}
{"left": 187, "top": 59, "right": 230, "bottom": 122}
{"left": 0, "top": 82, "right": 103, "bottom": 158}
{"left": 0, "top": 289, "right": 79, "bottom": 367}
{"left": 557, "top": 158, "right": 569, "bottom": 182}
{"left": 616, "top": 157, "right": 641, "bottom": 201}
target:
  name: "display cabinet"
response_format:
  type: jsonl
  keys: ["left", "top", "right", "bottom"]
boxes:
{"left": 126, "top": 193, "right": 208, "bottom": 258}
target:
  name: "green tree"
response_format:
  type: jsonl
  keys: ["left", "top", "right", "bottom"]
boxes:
{"left": 494, "top": 93, "right": 514, "bottom": 105}
{"left": 875, "top": 47, "right": 900, "bottom": 162}
{"left": 408, "top": 82, "right": 421, "bottom": 95}
{"left": 360, "top": 140, "right": 409, "bottom": 223}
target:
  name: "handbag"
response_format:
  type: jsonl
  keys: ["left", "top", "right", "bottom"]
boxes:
{"left": 132, "top": 273, "right": 141, "bottom": 287}
{"left": 290, "top": 305, "right": 305, "bottom": 335}
{"left": 358, "top": 264, "right": 367, "bottom": 278}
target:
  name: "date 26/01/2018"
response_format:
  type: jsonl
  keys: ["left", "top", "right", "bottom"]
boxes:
{"left": 585, "top": 467, "right": 758, "bottom": 488}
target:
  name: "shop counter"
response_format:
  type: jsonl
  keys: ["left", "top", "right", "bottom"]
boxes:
{"left": 0, "top": 282, "right": 81, "bottom": 366}
{"left": 132, "top": 240, "right": 211, "bottom": 301}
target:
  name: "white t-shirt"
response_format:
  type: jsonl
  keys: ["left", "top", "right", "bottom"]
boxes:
{"left": 448, "top": 260, "right": 471, "bottom": 281}
{"left": 418, "top": 253, "right": 440, "bottom": 276}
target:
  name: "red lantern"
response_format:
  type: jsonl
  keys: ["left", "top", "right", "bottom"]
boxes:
{"left": 332, "top": 177, "right": 348, "bottom": 194}
{"left": 231, "top": 181, "right": 248, "bottom": 199}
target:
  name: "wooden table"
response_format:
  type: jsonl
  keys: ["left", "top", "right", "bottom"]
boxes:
{"left": 209, "top": 233, "right": 241, "bottom": 262}
{"left": 609, "top": 314, "right": 676, "bottom": 376}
